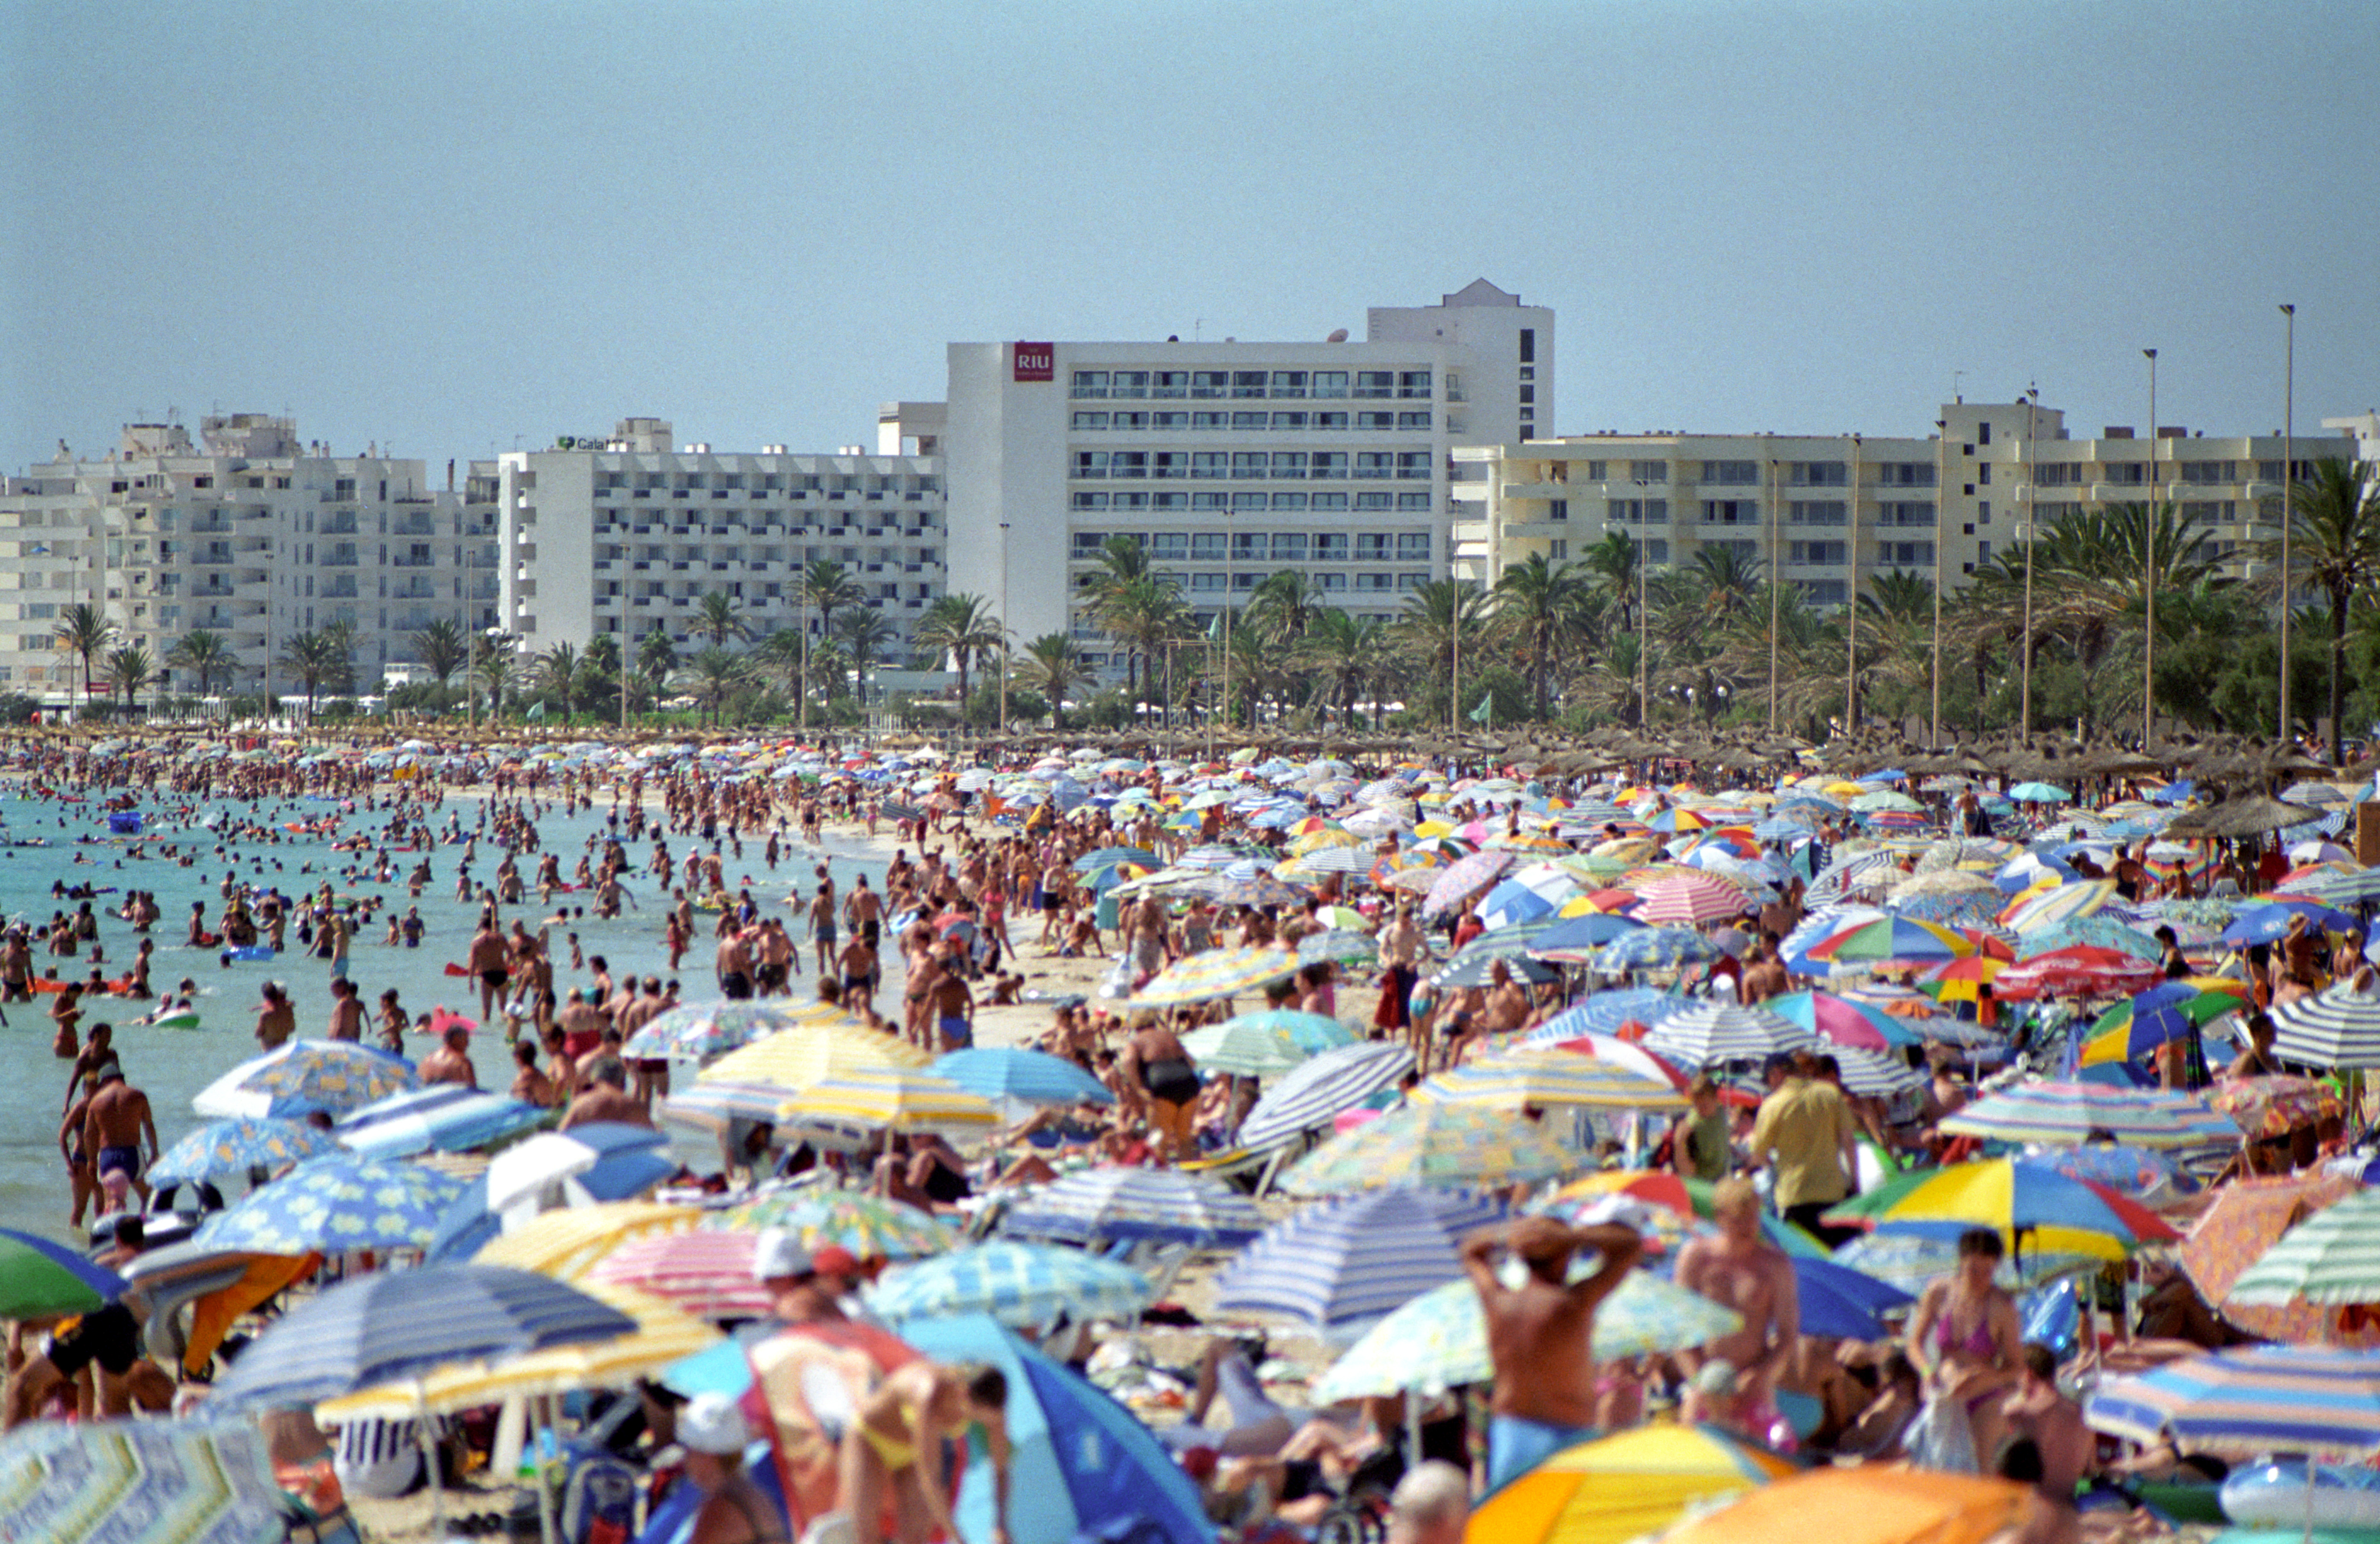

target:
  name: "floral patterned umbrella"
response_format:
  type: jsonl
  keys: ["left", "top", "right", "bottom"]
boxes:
{"left": 2206, "top": 1074, "right": 2345, "bottom": 1139}
{"left": 714, "top": 1186, "right": 956, "bottom": 1261}
{"left": 2179, "top": 1173, "right": 2380, "bottom": 1347}
{"left": 625, "top": 1000, "right": 837, "bottom": 1061}
{"left": 148, "top": 1117, "right": 342, "bottom": 1188}
{"left": 196, "top": 1154, "right": 467, "bottom": 1255}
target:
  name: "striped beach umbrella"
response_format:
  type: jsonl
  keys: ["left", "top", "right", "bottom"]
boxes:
{"left": 1631, "top": 873, "right": 1756, "bottom": 926}
{"left": 1409, "top": 1050, "right": 1688, "bottom": 1111}
{"left": 1236, "top": 1041, "right": 1417, "bottom": 1150}
{"left": 1766, "top": 989, "right": 1922, "bottom": 1051}
{"left": 474, "top": 1201, "right": 702, "bottom": 1281}
{"left": 1826, "top": 1043, "right": 1930, "bottom": 1097}
{"left": 1867, "top": 1157, "right": 2180, "bottom": 1261}
{"left": 1003, "top": 1169, "right": 1266, "bottom": 1248}
{"left": 2273, "top": 981, "right": 2380, "bottom": 1068}
{"left": 1939, "top": 1081, "right": 2243, "bottom": 1149}
{"left": 1808, "top": 915, "right": 1973, "bottom": 966}
{"left": 586, "top": 1230, "right": 770, "bottom": 1320}
{"left": 1641, "top": 1003, "right": 1813, "bottom": 1069}
{"left": 1212, "top": 1186, "right": 1505, "bottom": 1334}
{"left": 1525, "top": 991, "right": 1695, "bottom": 1044}
{"left": 2226, "top": 1186, "right": 2380, "bottom": 1308}
{"left": 775, "top": 1068, "right": 1000, "bottom": 1134}
{"left": 1280, "top": 1102, "right": 1575, "bottom": 1197}
{"left": 716, "top": 1186, "right": 957, "bottom": 1261}
{"left": 867, "top": 1242, "right": 1154, "bottom": 1329}
{"left": 656, "top": 1080, "right": 793, "bottom": 1132}
{"left": 1125, "top": 944, "right": 1301, "bottom": 1008}
{"left": 1179, "top": 1019, "right": 1311, "bottom": 1077}
{"left": 2086, "top": 1345, "right": 2380, "bottom": 1455}
{"left": 697, "top": 1019, "right": 931, "bottom": 1092}
{"left": 1421, "top": 850, "right": 1516, "bottom": 920}
{"left": 931, "top": 1047, "right": 1113, "bottom": 1108}
{"left": 2001, "top": 879, "right": 2123, "bottom": 932}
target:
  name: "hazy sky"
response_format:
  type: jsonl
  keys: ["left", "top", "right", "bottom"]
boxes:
{"left": 4, "top": 1, "right": 2374, "bottom": 474}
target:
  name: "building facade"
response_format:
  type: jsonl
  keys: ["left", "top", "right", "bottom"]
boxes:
{"left": 0, "top": 415, "right": 495, "bottom": 705}
{"left": 1454, "top": 399, "right": 2359, "bottom": 602}
{"left": 939, "top": 281, "right": 1553, "bottom": 674}
{"left": 493, "top": 418, "right": 945, "bottom": 661}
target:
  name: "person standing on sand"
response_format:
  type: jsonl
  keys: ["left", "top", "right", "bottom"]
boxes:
{"left": 1463, "top": 1214, "right": 1644, "bottom": 1490}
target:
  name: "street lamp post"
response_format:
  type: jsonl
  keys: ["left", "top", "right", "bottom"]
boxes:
{"left": 1221, "top": 508, "right": 1234, "bottom": 736}
{"left": 1931, "top": 421, "right": 1946, "bottom": 745}
{"left": 2143, "top": 347, "right": 2158, "bottom": 749}
{"left": 2279, "top": 304, "right": 2296, "bottom": 747}
{"left": 997, "top": 521, "right": 1011, "bottom": 735}
{"left": 1767, "top": 454, "right": 1781, "bottom": 730}
{"left": 2020, "top": 390, "right": 2038, "bottom": 734}
{"left": 1844, "top": 435, "right": 1861, "bottom": 734}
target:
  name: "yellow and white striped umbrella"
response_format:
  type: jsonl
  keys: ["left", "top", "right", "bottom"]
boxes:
{"left": 698, "top": 1018, "right": 931, "bottom": 1092}
{"left": 1409, "top": 1049, "right": 1689, "bottom": 1111}
{"left": 473, "top": 1200, "right": 702, "bottom": 1283}
{"left": 313, "top": 1283, "right": 720, "bottom": 1418}
{"left": 777, "top": 1068, "right": 1000, "bottom": 1133}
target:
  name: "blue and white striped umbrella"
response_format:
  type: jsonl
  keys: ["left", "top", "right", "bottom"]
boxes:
{"left": 1642, "top": 1003, "right": 1814, "bottom": 1068}
{"left": 867, "top": 1243, "right": 1154, "bottom": 1329}
{"left": 1236, "top": 1041, "right": 1416, "bottom": 1151}
{"left": 931, "top": 1047, "right": 1114, "bottom": 1107}
{"left": 1213, "top": 1186, "right": 1505, "bottom": 1335}
{"left": 656, "top": 1080, "right": 788, "bottom": 1132}
{"left": 1003, "top": 1169, "right": 1266, "bottom": 1248}
{"left": 1523, "top": 990, "right": 1694, "bottom": 1044}
{"left": 334, "top": 1087, "right": 550, "bottom": 1160}
{"left": 205, "top": 1264, "right": 635, "bottom": 1413}
{"left": 149, "top": 1117, "right": 342, "bottom": 1187}
{"left": 2274, "top": 981, "right": 2380, "bottom": 1069}
{"left": 197, "top": 1154, "right": 467, "bottom": 1255}
{"left": 2086, "top": 1346, "right": 2380, "bottom": 1456}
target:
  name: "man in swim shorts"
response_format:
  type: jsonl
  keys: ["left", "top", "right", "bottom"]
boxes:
{"left": 82, "top": 1064, "right": 157, "bottom": 1209}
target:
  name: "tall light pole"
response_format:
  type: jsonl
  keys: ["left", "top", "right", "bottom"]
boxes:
{"left": 2279, "top": 304, "right": 2296, "bottom": 747}
{"left": 1844, "top": 435, "right": 1861, "bottom": 735}
{"left": 1766, "top": 453, "right": 1781, "bottom": 729}
{"left": 1221, "top": 507, "right": 1234, "bottom": 736}
{"left": 1931, "top": 421, "right": 1946, "bottom": 745}
{"left": 2142, "top": 348, "right": 2159, "bottom": 748}
{"left": 2020, "top": 389, "right": 2038, "bottom": 735}
{"left": 1632, "top": 478, "right": 1653, "bottom": 728}
{"left": 468, "top": 626, "right": 479, "bottom": 730}
{"left": 997, "top": 521, "right": 1011, "bottom": 735}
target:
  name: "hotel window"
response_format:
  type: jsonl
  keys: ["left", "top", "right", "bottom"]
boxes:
{"left": 1312, "top": 372, "right": 1349, "bottom": 398}
{"left": 1790, "top": 500, "right": 1845, "bottom": 526}
{"left": 1070, "top": 372, "right": 1109, "bottom": 399}
{"left": 1191, "top": 453, "right": 1228, "bottom": 480}
{"left": 1315, "top": 571, "right": 1347, "bottom": 590}
{"left": 1357, "top": 412, "right": 1396, "bottom": 431}
{"left": 1976, "top": 463, "right": 1990, "bottom": 485}
{"left": 1153, "top": 371, "right": 1190, "bottom": 398}
{"left": 1355, "top": 572, "right": 1394, "bottom": 591}
{"left": 1354, "top": 372, "right": 1395, "bottom": 399}
{"left": 1271, "top": 412, "right": 1309, "bottom": 430}
{"left": 1271, "top": 493, "right": 1309, "bottom": 510}
{"left": 1396, "top": 532, "right": 1431, "bottom": 559}
{"left": 1192, "top": 492, "right": 1230, "bottom": 510}
{"left": 1518, "top": 385, "right": 1535, "bottom": 404}
{"left": 1232, "top": 492, "right": 1268, "bottom": 513}
{"left": 1152, "top": 452, "right": 1191, "bottom": 480}
{"left": 1232, "top": 531, "right": 1266, "bottom": 559}
{"left": 1789, "top": 541, "right": 1846, "bottom": 564}
{"left": 1110, "top": 452, "right": 1147, "bottom": 479}
{"left": 1395, "top": 453, "right": 1432, "bottom": 480}
{"left": 1233, "top": 572, "right": 1259, "bottom": 590}
{"left": 1879, "top": 462, "right": 1935, "bottom": 487}
{"left": 1630, "top": 461, "right": 1670, "bottom": 482}
{"left": 1310, "top": 452, "right": 1349, "bottom": 478}
{"left": 1071, "top": 532, "right": 1108, "bottom": 556}
{"left": 1314, "top": 533, "right": 1349, "bottom": 560}
{"left": 1311, "top": 492, "right": 1349, "bottom": 510}
{"left": 1191, "top": 533, "right": 1226, "bottom": 559}
{"left": 1189, "top": 572, "right": 1225, "bottom": 591}
{"left": 1701, "top": 461, "right": 1758, "bottom": 485}
{"left": 1148, "top": 533, "right": 1188, "bottom": 559}
{"left": 1071, "top": 493, "right": 1109, "bottom": 510}
{"left": 1232, "top": 411, "right": 1270, "bottom": 430}
{"left": 1152, "top": 412, "right": 1190, "bottom": 430}
{"left": 1111, "top": 412, "right": 1149, "bottom": 431}
{"left": 1702, "top": 500, "right": 1756, "bottom": 524}
{"left": 1071, "top": 452, "right": 1108, "bottom": 479}
{"left": 1548, "top": 539, "right": 1567, "bottom": 559}
{"left": 1312, "top": 411, "right": 1350, "bottom": 430}
{"left": 1634, "top": 538, "right": 1670, "bottom": 561}
{"left": 1398, "top": 371, "right": 1432, "bottom": 398}
{"left": 1112, "top": 491, "right": 1149, "bottom": 510}
{"left": 1397, "top": 412, "right": 1432, "bottom": 430}
{"left": 1272, "top": 452, "right": 1308, "bottom": 479}
{"left": 1191, "top": 372, "right": 1230, "bottom": 399}
{"left": 1355, "top": 491, "right": 1393, "bottom": 511}
{"left": 1271, "top": 371, "right": 1308, "bottom": 398}
{"left": 1153, "top": 491, "right": 1190, "bottom": 510}
{"left": 1232, "top": 371, "right": 1269, "bottom": 399}
{"left": 1355, "top": 533, "right": 1392, "bottom": 560}
{"left": 1879, "top": 501, "right": 1936, "bottom": 528}
{"left": 1397, "top": 573, "right": 1427, "bottom": 590}
{"left": 1790, "top": 461, "right": 1847, "bottom": 487}
{"left": 1071, "top": 412, "right": 1108, "bottom": 430}
{"left": 1111, "top": 371, "right": 1148, "bottom": 399}
{"left": 1355, "top": 454, "right": 1394, "bottom": 481}
{"left": 1231, "top": 453, "right": 1270, "bottom": 480}
{"left": 1397, "top": 492, "right": 1431, "bottom": 511}
{"left": 1272, "top": 533, "right": 1308, "bottom": 561}
{"left": 1193, "top": 412, "right": 1230, "bottom": 430}
{"left": 1519, "top": 329, "right": 1535, "bottom": 363}
{"left": 1584, "top": 461, "right": 1607, "bottom": 480}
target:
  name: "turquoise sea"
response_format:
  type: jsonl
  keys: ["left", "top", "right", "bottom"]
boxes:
{"left": 0, "top": 786, "right": 888, "bottom": 1242}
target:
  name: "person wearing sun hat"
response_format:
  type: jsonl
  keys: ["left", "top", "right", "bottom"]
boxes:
{"left": 677, "top": 1392, "right": 791, "bottom": 1544}
{"left": 752, "top": 1229, "right": 862, "bottom": 1326}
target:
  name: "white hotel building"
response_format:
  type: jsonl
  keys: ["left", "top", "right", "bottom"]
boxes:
{"left": 0, "top": 415, "right": 495, "bottom": 703}
{"left": 939, "top": 281, "right": 1552, "bottom": 672}
{"left": 494, "top": 418, "right": 945, "bottom": 656}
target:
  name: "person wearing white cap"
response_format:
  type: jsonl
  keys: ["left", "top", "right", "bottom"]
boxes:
{"left": 752, "top": 1229, "right": 859, "bottom": 1325}
{"left": 679, "top": 1392, "right": 788, "bottom": 1544}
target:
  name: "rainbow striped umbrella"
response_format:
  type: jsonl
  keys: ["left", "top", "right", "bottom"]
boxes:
{"left": 1808, "top": 916, "right": 1973, "bottom": 965}
{"left": 1939, "top": 1081, "right": 2243, "bottom": 1149}
{"left": 2087, "top": 1346, "right": 2380, "bottom": 1455}
{"left": 2001, "top": 879, "right": 2123, "bottom": 932}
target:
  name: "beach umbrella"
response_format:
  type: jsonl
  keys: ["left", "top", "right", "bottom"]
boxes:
{"left": 1178, "top": 1019, "right": 1310, "bottom": 1077}
{"left": 334, "top": 1087, "right": 550, "bottom": 1160}
{"left": 2023, "top": 917, "right": 2165, "bottom": 959}
{"left": 1218, "top": 1008, "right": 1353, "bottom": 1054}
{"left": 1631, "top": 873, "right": 1754, "bottom": 926}
{"left": 1478, "top": 869, "right": 1585, "bottom": 929}
{"left": 1428, "top": 950, "right": 1559, "bottom": 988}
{"left": 625, "top": 999, "right": 832, "bottom": 1060}
{"left": 1410, "top": 1050, "right": 1689, "bottom": 1111}
{"left": 1280, "top": 1102, "right": 1576, "bottom": 1197}
{"left": 900, "top": 1314, "right": 1212, "bottom": 1544}
{"left": 1125, "top": 944, "right": 1301, "bottom": 1008}
{"left": 1298, "top": 928, "right": 1382, "bottom": 968}
{"left": 2000, "top": 880, "right": 2123, "bottom": 933}
{"left": 197, "top": 1154, "right": 467, "bottom": 1255}
{"left": 1421, "top": 850, "right": 1516, "bottom": 920}
{"left": 0, "top": 1419, "right": 285, "bottom": 1544}
{"left": 2076, "top": 987, "right": 2243, "bottom": 1068}
{"left": 1527, "top": 911, "right": 1647, "bottom": 962}
{"left": 1830, "top": 1232, "right": 2105, "bottom": 1295}
{"left": 1766, "top": 989, "right": 1921, "bottom": 1051}
{"left": 1938, "top": 1081, "right": 2242, "bottom": 1148}
{"left": 148, "top": 1117, "right": 341, "bottom": 1188}
{"left": 931, "top": 1047, "right": 1113, "bottom": 1108}
{"left": 715, "top": 1186, "right": 957, "bottom": 1261}
{"left": 1641, "top": 1003, "right": 1813, "bottom": 1068}
{"left": 697, "top": 1018, "right": 931, "bottom": 1092}
{"left": 2179, "top": 1174, "right": 2380, "bottom": 1349}
{"left": 1862, "top": 1158, "right": 2179, "bottom": 1261}
{"left": 1525, "top": 991, "right": 1695, "bottom": 1045}
{"left": 1004, "top": 1169, "right": 1266, "bottom": 1249}
{"left": 2221, "top": 899, "right": 2358, "bottom": 945}
{"left": 1825, "top": 1044, "right": 1929, "bottom": 1097}
{"left": 482, "top": 1123, "right": 672, "bottom": 1215}
{"left": 776, "top": 1068, "right": 1001, "bottom": 1134}
{"left": 1461, "top": 1424, "right": 1800, "bottom": 1544}
{"left": 0, "top": 1229, "right": 129, "bottom": 1319}
{"left": 1212, "top": 1186, "right": 1505, "bottom": 1335}
{"left": 2036, "top": 1144, "right": 2196, "bottom": 1203}
{"left": 1235, "top": 1041, "right": 1417, "bottom": 1150}
{"left": 2205, "top": 1074, "right": 2345, "bottom": 1140}
{"left": 1807, "top": 915, "right": 1972, "bottom": 966}
{"left": 1311, "top": 1269, "right": 1740, "bottom": 1401}
{"left": 656, "top": 1080, "right": 796, "bottom": 1132}
{"left": 191, "top": 1038, "right": 419, "bottom": 1121}
{"left": 1653, "top": 1467, "right": 2025, "bottom": 1544}
{"left": 2272, "top": 981, "right": 2380, "bottom": 1068}
{"left": 473, "top": 1200, "right": 702, "bottom": 1281}
{"left": 1195, "top": 873, "right": 1312, "bottom": 910}
{"left": 587, "top": 1230, "right": 773, "bottom": 1319}
{"left": 2086, "top": 1345, "right": 2380, "bottom": 1455}
{"left": 2227, "top": 1186, "right": 2380, "bottom": 1308}
{"left": 868, "top": 1242, "right": 1155, "bottom": 1329}
{"left": 1542, "top": 1173, "right": 1824, "bottom": 1258}
{"left": 1990, "top": 948, "right": 2167, "bottom": 1001}
{"left": 1596, "top": 927, "right": 1721, "bottom": 971}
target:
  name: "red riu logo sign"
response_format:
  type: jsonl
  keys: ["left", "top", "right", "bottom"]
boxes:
{"left": 1013, "top": 343, "right": 1054, "bottom": 382}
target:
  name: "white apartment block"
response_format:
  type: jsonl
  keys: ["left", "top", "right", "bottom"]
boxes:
{"left": 0, "top": 415, "right": 496, "bottom": 705}
{"left": 1455, "top": 399, "right": 2359, "bottom": 604}
{"left": 939, "top": 281, "right": 1553, "bottom": 674}
{"left": 494, "top": 418, "right": 945, "bottom": 657}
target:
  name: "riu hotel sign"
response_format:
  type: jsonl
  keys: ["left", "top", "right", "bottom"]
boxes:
{"left": 1012, "top": 342, "right": 1054, "bottom": 382}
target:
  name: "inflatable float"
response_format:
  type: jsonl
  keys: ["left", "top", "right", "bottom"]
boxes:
{"left": 147, "top": 1008, "right": 202, "bottom": 1030}
{"left": 219, "top": 945, "right": 275, "bottom": 964}
{"left": 2223, "top": 1463, "right": 2380, "bottom": 1530}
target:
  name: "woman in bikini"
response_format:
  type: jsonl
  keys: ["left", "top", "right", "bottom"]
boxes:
{"left": 1906, "top": 1226, "right": 2023, "bottom": 1465}
{"left": 841, "top": 1360, "right": 1012, "bottom": 1544}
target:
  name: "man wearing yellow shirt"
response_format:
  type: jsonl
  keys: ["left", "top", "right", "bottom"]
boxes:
{"left": 1748, "top": 1051, "right": 1858, "bottom": 1244}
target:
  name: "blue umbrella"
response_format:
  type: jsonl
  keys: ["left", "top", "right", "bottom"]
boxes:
{"left": 205, "top": 1264, "right": 636, "bottom": 1412}
{"left": 933, "top": 1048, "right": 1114, "bottom": 1108}
{"left": 190, "top": 1039, "right": 419, "bottom": 1121}
{"left": 868, "top": 1243, "right": 1154, "bottom": 1329}
{"left": 1429, "top": 951, "right": 1558, "bottom": 988}
{"left": 1791, "top": 1255, "right": 1914, "bottom": 1340}
{"left": 1236, "top": 1041, "right": 1416, "bottom": 1150}
{"left": 196, "top": 1154, "right": 467, "bottom": 1255}
{"left": 902, "top": 1314, "right": 1211, "bottom": 1544}
{"left": 2221, "top": 900, "right": 2356, "bottom": 945}
{"left": 335, "top": 1087, "right": 550, "bottom": 1160}
{"left": 149, "top": 1117, "right": 343, "bottom": 1188}
{"left": 1598, "top": 927, "right": 1720, "bottom": 971}
{"left": 1527, "top": 911, "right": 1647, "bottom": 962}
{"left": 1525, "top": 990, "right": 1694, "bottom": 1044}
{"left": 1003, "top": 1169, "right": 1266, "bottom": 1248}
{"left": 1213, "top": 1186, "right": 1505, "bottom": 1335}
{"left": 1220, "top": 1009, "right": 1356, "bottom": 1055}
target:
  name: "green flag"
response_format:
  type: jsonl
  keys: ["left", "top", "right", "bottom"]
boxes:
{"left": 1468, "top": 693, "right": 1493, "bottom": 726}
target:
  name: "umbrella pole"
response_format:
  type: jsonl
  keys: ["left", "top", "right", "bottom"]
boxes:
{"left": 538, "top": 1393, "right": 561, "bottom": 1544}
{"left": 415, "top": 1383, "right": 451, "bottom": 1541}
{"left": 1404, "top": 1386, "right": 1422, "bottom": 1475}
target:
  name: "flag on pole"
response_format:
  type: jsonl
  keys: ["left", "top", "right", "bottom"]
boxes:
{"left": 1468, "top": 693, "right": 1493, "bottom": 726}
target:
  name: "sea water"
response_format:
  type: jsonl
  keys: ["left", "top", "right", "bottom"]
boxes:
{"left": 0, "top": 787, "right": 892, "bottom": 1241}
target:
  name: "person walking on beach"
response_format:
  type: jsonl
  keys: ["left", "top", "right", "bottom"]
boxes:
{"left": 1464, "top": 1215, "right": 1644, "bottom": 1490}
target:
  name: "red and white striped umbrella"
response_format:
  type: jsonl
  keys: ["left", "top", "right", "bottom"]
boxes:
{"left": 586, "top": 1230, "right": 768, "bottom": 1320}
{"left": 1630, "top": 873, "right": 1754, "bottom": 927}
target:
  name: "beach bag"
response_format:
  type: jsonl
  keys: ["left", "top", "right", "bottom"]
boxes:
{"left": 1905, "top": 1394, "right": 1979, "bottom": 1474}
{"left": 559, "top": 1451, "right": 639, "bottom": 1544}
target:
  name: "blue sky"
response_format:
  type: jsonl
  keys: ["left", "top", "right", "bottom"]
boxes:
{"left": 3, "top": 0, "right": 2374, "bottom": 474}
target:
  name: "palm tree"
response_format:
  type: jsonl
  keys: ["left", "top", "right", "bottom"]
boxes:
{"left": 914, "top": 593, "right": 1005, "bottom": 712}
{"left": 103, "top": 645, "right": 155, "bottom": 709}
{"left": 800, "top": 560, "right": 867, "bottom": 649}
{"left": 1492, "top": 552, "right": 1598, "bottom": 720}
{"left": 1581, "top": 530, "right": 1643, "bottom": 633}
{"left": 1392, "top": 579, "right": 1492, "bottom": 729}
{"left": 752, "top": 627, "right": 808, "bottom": 702}
{"left": 534, "top": 642, "right": 581, "bottom": 715}
{"left": 474, "top": 638, "right": 517, "bottom": 719}
{"left": 693, "top": 590, "right": 748, "bottom": 649}
{"left": 2260, "top": 457, "right": 2380, "bottom": 762}
{"left": 1298, "top": 608, "right": 1385, "bottom": 725}
{"left": 278, "top": 630, "right": 342, "bottom": 714}
{"left": 1247, "top": 570, "right": 1323, "bottom": 646}
{"left": 678, "top": 647, "right": 750, "bottom": 728}
{"left": 1861, "top": 570, "right": 1936, "bottom": 622}
{"left": 53, "top": 603, "right": 114, "bottom": 710}
{"left": 408, "top": 618, "right": 469, "bottom": 687}
{"left": 167, "top": 629, "right": 234, "bottom": 697}
{"left": 636, "top": 629, "right": 678, "bottom": 689}
{"left": 1083, "top": 536, "right": 1155, "bottom": 688}
{"left": 1014, "top": 633, "right": 1086, "bottom": 728}
{"left": 834, "top": 607, "right": 900, "bottom": 711}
